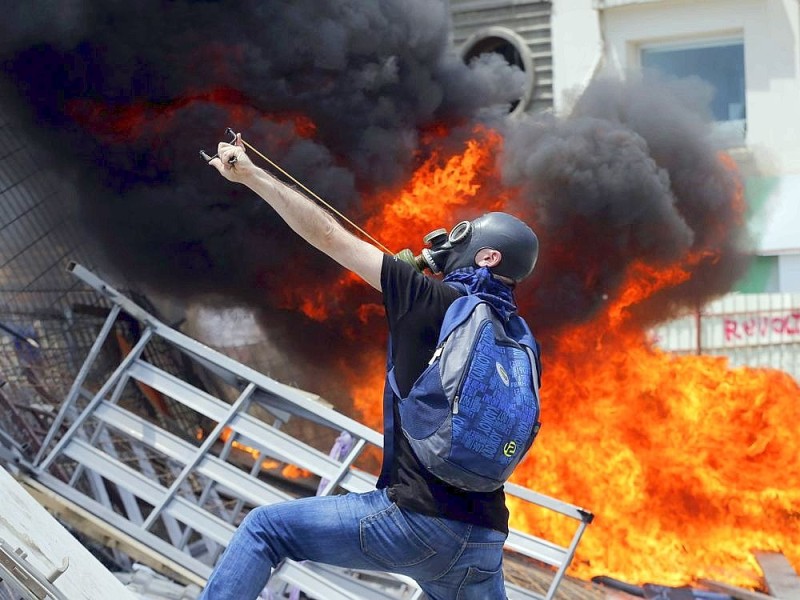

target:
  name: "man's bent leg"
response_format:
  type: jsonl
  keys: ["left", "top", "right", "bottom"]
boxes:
{"left": 199, "top": 488, "right": 503, "bottom": 600}
{"left": 199, "top": 489, "right": 393, "bottom": 600}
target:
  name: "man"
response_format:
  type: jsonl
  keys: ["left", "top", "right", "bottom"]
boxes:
{"left": 201, "top": 134, "right": 539, "bottom": 600}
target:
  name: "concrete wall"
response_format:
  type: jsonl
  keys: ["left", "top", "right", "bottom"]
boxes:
{"left": 551, "top": 0, "right": 605, "bottom": 110}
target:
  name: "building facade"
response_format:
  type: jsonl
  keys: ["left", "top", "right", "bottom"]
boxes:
{"left": 447, "top": 0, "right": 800, "bottom": 379}
{"left": 550, "top": 0, "right": 800, "bottom": 292}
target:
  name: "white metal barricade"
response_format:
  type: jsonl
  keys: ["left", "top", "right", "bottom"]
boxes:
{"left": 25, "top": 262, "right": 593, "bottom": 600}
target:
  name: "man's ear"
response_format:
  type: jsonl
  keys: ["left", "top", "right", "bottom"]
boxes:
{"left": 475, "top": 248, "right": 502, "bottom": 268}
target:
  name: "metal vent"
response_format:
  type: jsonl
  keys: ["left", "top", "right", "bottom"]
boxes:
{"left": 450, "top": 0, "right": 553, "bottom": 114}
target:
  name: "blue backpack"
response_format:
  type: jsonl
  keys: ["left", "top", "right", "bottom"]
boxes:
{"left": 386, "top": 290, "right": 541, "bottom": 492}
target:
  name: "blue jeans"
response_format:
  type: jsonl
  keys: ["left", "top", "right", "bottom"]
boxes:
{"left": 199, "top": 488, "right": 507, "bottom": 600}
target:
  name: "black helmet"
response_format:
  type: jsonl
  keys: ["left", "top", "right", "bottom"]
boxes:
{"left": 421, "top": 212, "right": 539, "bottom": 282}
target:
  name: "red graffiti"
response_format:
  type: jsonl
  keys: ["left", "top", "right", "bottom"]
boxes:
{"left": 723, "top": 311, "right": 800, "bottom": 342}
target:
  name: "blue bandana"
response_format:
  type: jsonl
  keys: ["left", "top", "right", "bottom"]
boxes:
{"left": 443, "top": 267, "right": 517, "bottom": 321}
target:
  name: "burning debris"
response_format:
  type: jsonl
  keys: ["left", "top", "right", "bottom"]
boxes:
{"left": 1, "top": 0, "right": 798, "bottom": 591}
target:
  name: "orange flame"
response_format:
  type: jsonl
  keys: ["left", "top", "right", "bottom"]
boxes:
{"left": 279, "top": 125, "right": 509, "bottom": 319}
{"left": 66, "top": 91, "right": 314, "bottom": 146}
{"left": 511, "top": 255, "right": 800, "bottom": 587}
{"left": 210, "top": 429, "right": 312, "bottom": 479}
{"left": 344, "top": 128, "right": 800, "bottom": 588}
{"left": 365, "top": 125, "right": 511, "bottom": 252}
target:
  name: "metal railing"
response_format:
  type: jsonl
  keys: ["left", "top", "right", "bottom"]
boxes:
{"left": 25, "top": 262, "right": 593, "bottom": 600}
{"left": 652, "top": 292, "right": 800, "bottom": 383}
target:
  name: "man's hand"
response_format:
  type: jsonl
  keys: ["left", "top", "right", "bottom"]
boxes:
{"left": 206, "top": 131, "right": 385, "bottom": 291}
{"left": 208, "top": 133, "right": 258, "bottom": 184}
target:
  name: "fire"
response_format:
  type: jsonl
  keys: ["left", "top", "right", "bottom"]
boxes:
{"left": 509, "top": 262, "right": 800, "bottom": 587}
{"left": 365, "top": 125, "right": 510, "bottom": 252}
{"left": 65, "top": 89, "right": 253, "bottom": 141}
{"left": 344, "top": 128, "right": 800, "bottom": 589}
{"left": 216, "top": 427, "right": 300, "bottom": 476}
{"left": 280, "top": 125, "right": 509, "bottom": 318}
{"left": 65, "top": 92, "right": 315, "bottom": 145}
{"left": 57, "top": 79, "right": 799, "bottom": 588}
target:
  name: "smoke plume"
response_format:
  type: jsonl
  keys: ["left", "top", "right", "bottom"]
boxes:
{"left": 501, "top": 75, "right": 749, "bottom": 334}
{"left": 1, "top": 1, "right": 750, "bottom": 394}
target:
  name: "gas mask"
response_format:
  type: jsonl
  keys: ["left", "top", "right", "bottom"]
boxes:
{"left": 395, "top": 212, "right": 539, "bottom": 283}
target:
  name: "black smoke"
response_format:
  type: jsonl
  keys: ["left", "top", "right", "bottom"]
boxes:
{"left": 0, "top": 0, "right": 527, "bottom": 400}
{"left": 1, "top": 1, "right": 524, "bottom": 296}
{"left": 500, "top": 75, "right": 750, "bottom": 335}
{"left": 1, "top": 2, "right": 750, "bottom": 397}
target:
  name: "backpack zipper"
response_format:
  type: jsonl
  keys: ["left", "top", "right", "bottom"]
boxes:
{"left": 428, "top": 345, "right": 444, "bottom": 366}
{"left": 427, "top": 342, "right": 460, "bottom": 414}
{"left": 451, "top": 319, "right": 491, "bottom": 414}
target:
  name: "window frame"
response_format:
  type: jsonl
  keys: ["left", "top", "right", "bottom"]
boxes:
{"left": 636, "top": 35, "right": 747, "bottom": 142}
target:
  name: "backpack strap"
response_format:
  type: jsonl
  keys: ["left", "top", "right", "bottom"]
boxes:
{"left": 379, "top": 284, "right": 468, "bottom": 488}
{"left": 510, "top": 314, "right": 542, "bottom": 390}
{"left": 387, "top": 365, "right": 402, "bottom": 399}
{"left": 377, "top": 334, "right": 396, "bottom": 489}
{"left": 385, "top": 287, "right": 475, "bottom": 428}
{"left": 525, "top": 346, "right": 541, "bottom": 403}
{"left": 437, "top": 294, "right": 485, "bottom": 343}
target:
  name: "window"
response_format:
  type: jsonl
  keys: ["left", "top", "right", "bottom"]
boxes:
{"left": 641, "top": 40, "right": 746, "bottom": 138}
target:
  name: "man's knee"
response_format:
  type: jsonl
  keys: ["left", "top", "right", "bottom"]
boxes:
{"left": 241, "top": 504, "right": 282, "bottom": 538}
{"left": 234, "top": 505, "right": 288, "bottom": 564}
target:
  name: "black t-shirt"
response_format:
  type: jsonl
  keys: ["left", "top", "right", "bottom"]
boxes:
{"left": 380, "top": 253, "right": 510, "bottom": 534}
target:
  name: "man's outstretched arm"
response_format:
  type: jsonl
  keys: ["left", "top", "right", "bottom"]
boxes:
{"left": 209, "top": 134, "right": 385, "bottom": 291}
